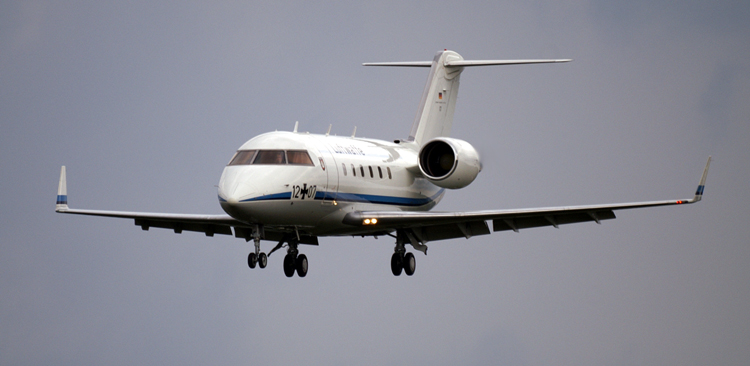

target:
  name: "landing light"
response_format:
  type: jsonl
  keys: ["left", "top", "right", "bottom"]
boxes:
{"left": 363, "top": 218, "right": 378, "bottom": 225}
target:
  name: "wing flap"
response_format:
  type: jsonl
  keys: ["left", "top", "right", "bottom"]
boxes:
{"left": 133, "top": 218, "right": 234, "bottom": 236}
{"left": 415, "top": 220, "right": 492, "bottom": 242}
{"left": 492, "top": 210, "right": 616, "bottom": 232}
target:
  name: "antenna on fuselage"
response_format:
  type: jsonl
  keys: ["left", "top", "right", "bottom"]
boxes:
{"left": 351, "top": 126, "right": 357, "bottom": 138}
{"left": 326, "top": 124, "right": 332, "bottom": 136}
{"left": 293, "top": 121, "right": 299, "bottom": 133}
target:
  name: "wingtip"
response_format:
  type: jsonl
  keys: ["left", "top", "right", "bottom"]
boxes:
{"left": 56, "top": 166, "right": 68, "bottom": 211}
{"left": 690, "top": 156, "right": 711, "bottom": 203}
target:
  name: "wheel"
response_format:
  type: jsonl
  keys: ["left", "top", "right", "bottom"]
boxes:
{"left": 248, "top": 252, "right": 257, "bottom": 269}
{"left": 391, "top": 253, "right": 403, "bottom": 276}
{"left": 403, "top": 252, "right": 416, "bottom": 276}
{"left": 283, "top": 254, "right": 296, "bottom": 277}
{"left": 258, "top": 252, "right": 268, "bottom": 269}
{"left": 296, "top": 254, "right": 308, "bottom": 278}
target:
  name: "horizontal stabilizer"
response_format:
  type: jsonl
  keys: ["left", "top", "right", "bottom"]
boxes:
{"left": 446, "top": 59, "right": 571, "bottom": 67}
{"left": 362, "top": 61, "right": 433, "bottom": 67}
{"left": 363, "top": 59, "right": 571, "bottom": 68}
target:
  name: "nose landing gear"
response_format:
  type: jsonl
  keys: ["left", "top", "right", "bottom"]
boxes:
{"left": 247, "top": 225, "right": 268, "bottom": 269}
{"left": 248, "top": 251, "right": 268, "bottom": 269}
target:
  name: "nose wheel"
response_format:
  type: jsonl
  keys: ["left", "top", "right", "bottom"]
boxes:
{"left": 247, "top": 225, "right": 268, "bottom": 269}
{"left": 248, "top": 252, "right": 268, "bottom": 269}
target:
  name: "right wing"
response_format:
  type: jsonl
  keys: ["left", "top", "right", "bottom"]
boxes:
{"left": 54, "top": 166, "right": 318, "bottom": 244}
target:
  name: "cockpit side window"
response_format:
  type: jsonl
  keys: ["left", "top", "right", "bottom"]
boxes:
{"left": 286, "top": 150, "right": 314, "bottom": 166}
{"left": 253, "top": 150, "right": 286, "bottom": 164}
{"left": 228, "top": 150, "right": 257, "bottom": 166}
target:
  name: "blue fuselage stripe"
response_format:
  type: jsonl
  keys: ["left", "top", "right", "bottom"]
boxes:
{"left": 240, "top": 192, "right": 292, "bottom": 202}
{"left": 227, "top": 190, "right": 443, "bottom": 207}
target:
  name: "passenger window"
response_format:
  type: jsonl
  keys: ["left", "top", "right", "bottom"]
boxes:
{"left": 387, "top": 167, "right": 392, "bottom": 179}
{"left": 342, "top": 163, "right": 347, "bottom": 176}
{"left": 360, "top": 165, "right": 365, "bottom": 177}
{"left": 351, "top": 164, "right": 356, "bottom": 177}
{"left": 253, "top": 150, "right": 286, "bottom": 164}
{"left": 228, "top": 150, "right": 256, "bottom": 166}
{"left": 368, "top": 166, "right": 373, "bottom": 178}
{"left": 286, "top": 150, "right": 314, "bottom": 165}
{"left": 378, "top": 166, "right": 383, "bottom": 179}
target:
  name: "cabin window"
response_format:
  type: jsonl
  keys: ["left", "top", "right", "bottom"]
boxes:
{"left": 342, "top": 163, "right": 347, "bottom": 176}
{"left": 286, "top": 150, "right": 314, "bottom": 165}
{"left": 351, "top": 164, "right": 356, "bottom": 177}
{"left": 378, "top": 166, "right": 383, "bottom": 179}
{"left": 360, "top": 165, "right": 365, "bottom": 177}
{"left": 368, "top": 166, "right": 374, "bottom": 178}
{"left": 253, "top": 150, "right": 286, "bottom": 165}
{"left": 228, "top": 150, "right": 257, "bottom": 166}
{"left": 387, "top": 167, "right": 392, "bottom": 179}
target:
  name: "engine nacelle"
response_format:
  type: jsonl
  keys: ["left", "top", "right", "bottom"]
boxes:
{"left": 418, "top": 137, "right": 481, "bottom": 189}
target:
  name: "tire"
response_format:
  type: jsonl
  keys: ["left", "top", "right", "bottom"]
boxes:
{"left": 258, "top": 252, "right": 268, "bottom": 269}
{"left": 296, "top": 254, "right": 308, "bottom": 278}
{"left": 403, "top": 252, "right": 416, "bottom": 276}
{"left": 248, "top": 252, "right": 257, "bottom": 269}
{"left": 283, "top": 254, "right": 296, "bottom": 277}
{"left": 391, "top": 253, "right": 403, "bottom": 276}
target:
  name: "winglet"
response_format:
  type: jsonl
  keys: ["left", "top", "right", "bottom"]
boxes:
{"left": 690, "top": 156, "right": 711, "bottom": 203}
{"left": 56, "top": 166, "right": 68, "bottom": 212}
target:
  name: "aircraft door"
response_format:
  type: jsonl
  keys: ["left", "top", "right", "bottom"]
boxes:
{"left": 317, "top": 145, "right": 339, "bottom": 205}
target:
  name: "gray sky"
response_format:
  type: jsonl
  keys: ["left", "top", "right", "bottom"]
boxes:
{"left": 2, "top": 1, "right": 749, "bottom": 365}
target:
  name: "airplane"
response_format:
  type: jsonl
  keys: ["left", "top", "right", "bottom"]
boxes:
{"left": 55, "top": 49, "right": 711, "bottom": 278}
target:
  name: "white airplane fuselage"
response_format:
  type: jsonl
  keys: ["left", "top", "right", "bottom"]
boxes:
{"left": 54, "top": 50, "right": 710, "bottom": 278}
{"left": 217, "top": 131, "right": 444, "bottom": 236}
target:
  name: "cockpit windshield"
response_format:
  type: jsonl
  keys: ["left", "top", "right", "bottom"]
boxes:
{"left": 253, "top": 150, "right": 286, "bottom": 164}
{"left": 228, "top": 150, "right": 256, "bottom": 165}
{"left": 287, "top": 150, "right": 314, "bottom": 165}
{"left": 227, "top": 149, "right": 314, "bottom": 166}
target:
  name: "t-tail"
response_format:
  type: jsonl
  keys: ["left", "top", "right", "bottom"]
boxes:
{"left": 364, "top": 50, "right": 571, "bottom": 146}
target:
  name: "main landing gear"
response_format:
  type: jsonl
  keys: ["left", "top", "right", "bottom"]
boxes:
{"left": 283, "top": 247, "right": 308, "bottom": 278}
{"left": 390, "top": 229, "right": 418, "bottom": 276}
{"left": 391, "top": 252, "right": 416, "bottom": 276}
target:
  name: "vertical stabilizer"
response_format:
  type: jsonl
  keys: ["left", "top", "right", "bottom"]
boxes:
{"left": 363, "top": 51, "right": 571, "bottom": 146}
{"left": 408, "top": 50, "right": 464, "bottom": 145}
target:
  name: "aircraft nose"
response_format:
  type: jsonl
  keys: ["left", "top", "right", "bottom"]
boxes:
{"left": 217, "top": 167, "right": 258, "bottom": 210}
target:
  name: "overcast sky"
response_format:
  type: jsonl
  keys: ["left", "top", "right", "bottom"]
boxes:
{"left": 2, "top": 1, "right": 749, "bottom": 365}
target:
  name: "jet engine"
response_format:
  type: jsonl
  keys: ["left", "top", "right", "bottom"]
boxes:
{"left": 418, "top": 137, "right": 481, "bottom": 189}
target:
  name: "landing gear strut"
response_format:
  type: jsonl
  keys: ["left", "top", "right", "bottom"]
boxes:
{"left": 391, "top": 230, "right": 417, "bottom": 276}
{"left": 247, "top": 225, "right": 268, "bottom": 269}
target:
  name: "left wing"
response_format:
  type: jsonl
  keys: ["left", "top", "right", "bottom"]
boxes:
{"left": 343, "top": 157, "right": 712, "bottom": 247}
